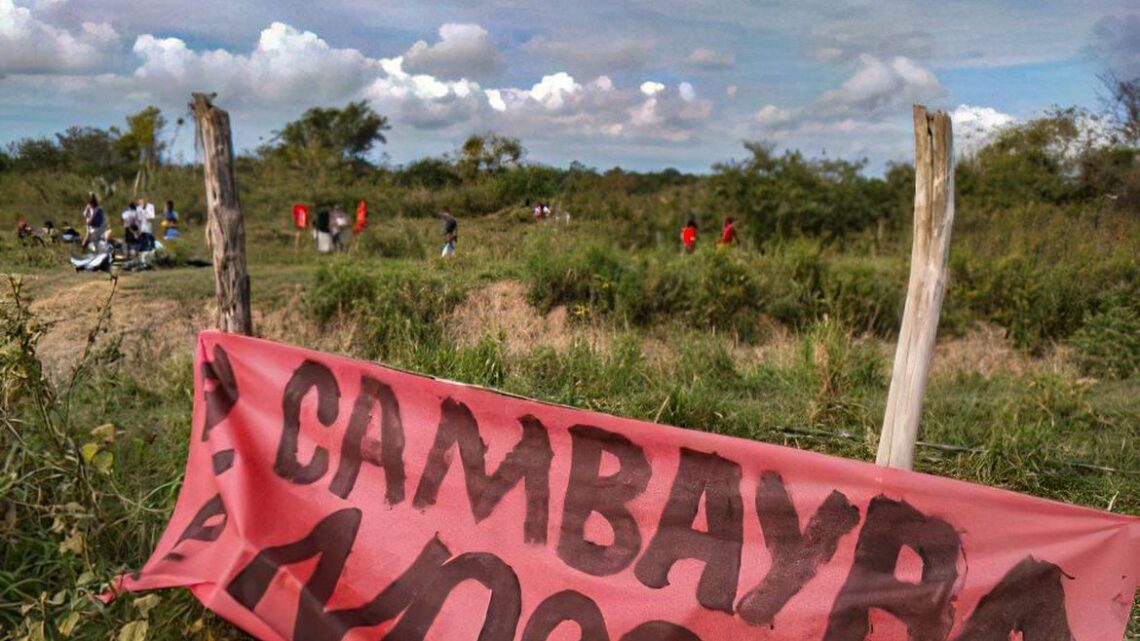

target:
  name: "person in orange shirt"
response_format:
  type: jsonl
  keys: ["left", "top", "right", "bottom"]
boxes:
{"left": 681, "top": 217, "right": 698, "bottom": 253}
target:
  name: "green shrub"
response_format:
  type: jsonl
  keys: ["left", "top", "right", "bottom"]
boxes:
{"left": 352, "top": 221, "right": 427, "bottom": 259}
{"left": 1068, "top": 305, "right": 1140, "bottom": 379}
{"left": 524, "top": 241, "right": 633, "bottom": 317}
{"left": 309, "top": 260, "right": 466, "bottom": 359}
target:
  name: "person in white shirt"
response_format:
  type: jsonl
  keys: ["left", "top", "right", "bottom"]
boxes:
{"left": 136, "top": 196, "right": 157, "bottom": 251}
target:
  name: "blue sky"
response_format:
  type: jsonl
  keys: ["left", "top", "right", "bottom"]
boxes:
{"left": 1, "top": 0, "right": 1137, "bottom": 173}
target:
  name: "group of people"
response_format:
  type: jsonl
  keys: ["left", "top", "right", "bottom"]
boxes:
{"left": 15, "top": 217, "right": 81, "bottom": 246}
{"left": 529, "top": 199, "right": 569, "bottom": 224}
{"left": 681, "top": 216, "right": 738, "bottom": 253}
{"left": 79, "top": 194, "right": 180, "bottom": 252}
{"left": 66, "top": 194, "right": 181, "bottom": 271}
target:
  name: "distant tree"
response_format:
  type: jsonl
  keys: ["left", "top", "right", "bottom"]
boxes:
{"left": 7, "top": 138, "right": 67, "bottom": 172}
{"left": 269, "top": 101, "right": 390, "bottom": 165}
{"left": 399, "top": 157, "right": 461, "bottom": 189}
{"left": 710, "top": 141, "right": 883, "bottom": 245}
{"left": 456, "top": 133, "right": 524, "bottom": 180}
{"left": 116, "top": 106, "right": 168, "bottom": 193}
{"left": 56, "top": 126, "right": 126, "bottom": 177}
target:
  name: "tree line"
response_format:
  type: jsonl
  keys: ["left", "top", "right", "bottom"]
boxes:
{"left": 2, "top": 83, "right": 1138, "bottom": 248}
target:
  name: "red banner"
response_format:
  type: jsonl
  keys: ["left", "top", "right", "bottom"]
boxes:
{"left": 121, "top": 331, "right": 1140, "bottom": 641}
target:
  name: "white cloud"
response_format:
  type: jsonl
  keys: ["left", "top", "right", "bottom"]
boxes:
{"left": 754, "top": 104, "right": 795, "bottom": 125}
{"left": 120, "top": 20, "right": 713, "bottom": 142}
{"left": 485, "top": 88, "right": 507, "bottom": 112}
{"left": 529, "top": 72, "right": 582, "bottom": 109}
{"left": 815, "top": 54, "right": 943, "bottom": 117}
{"left": 949, "top": 104, "right": 1014, "bottom": 155}
{"left": 361, "top": 56, "right": 485, "bottom": 130}
{"left": 0, "top": 0, "right": 119, "bottom": 73}
{"left": 131, "top": 22, "right": 380, "bottom": 107}
{"left": 402, "top": 23, "right": 502, "bottom": 80}
{"left": 725, "top": 85, "right": 738, "bottom": 97}
{"left": 687, "top": 47, "right": 734, "bottom": 69}
{"left": 743, "top": 54, "right": 949, "bottom": 165}
{"left": 640, "top": 81, "right": 665, "bottom": 96}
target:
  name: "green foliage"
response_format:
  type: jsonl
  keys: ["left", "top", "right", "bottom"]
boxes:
{"left": 1069, "top": 305, "right": 1140, "bottom": 379}
{"left": 523, "top": 238, "right": 905, "bottom": 341}
{"left": 267, "top": 101, "right": 389, "bottom": 162}
{"left": 708, "top": 142, "right": 907, "bottom": 247}
{"left": 119, "top": 107, "right": 168, "bottom": 173}
{"left": 309, "top": 260, "right": 466, "bottom": 360}
{"left": 456, "top": 133, "right": 524, "bottom": 180}
{"left": 352, "top": 219, "right": 428, "bottom": 259}
{"left": 798, "top": 317, "right": 885, "bottom": 424}
{"left": 947, "top": 247, "right": 1140, "bottom": 353}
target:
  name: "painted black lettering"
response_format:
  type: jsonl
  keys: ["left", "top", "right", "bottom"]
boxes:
{"left": 634, "top": 448, "right": 743, "bottom": 613}
{"left": 226, "top": 508, "right": 361, "bottom": 641}
{"left": 823, "top": 496, "right": 961, "bottom": 641}
{"left": 619, "top": 621, "right": 702, "bottom": 641}
{"left": 330, "top": 375, "right": 406, "bottom": 502}
{"left": 414, "top": 403, "right": 553, "bottom": 543}
{"left": 558, "top": 425, "right": 651, "bottom": 576}
{"left": 954, "top": 556, "right": 1074, "bottom": 641}
{"left": 302, "top": 536, "right": 452, "bottom": 641}
{"left": 202, "top": 344, "right": 238, "bottom": 441}
{"left": 164, "top": 493, "right": 227, "bottom": 561}
{"left": 521, "top": 590, "right": 610, "bottom": 641}
{"left": 737, "top": 473, "right": 860, "bottom": 625}
{"left": 275, "top": 360, "right": 340, "bottom": 485}
{"left": 383, "top": 552, "right": 522, "bottom": 641}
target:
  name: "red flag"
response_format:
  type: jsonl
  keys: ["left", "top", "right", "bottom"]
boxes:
{"left": 353, "top": 200, "right": 367, "bottom": 233}
{"left": 291, "top": 204, "right": 309, "bottom": 230}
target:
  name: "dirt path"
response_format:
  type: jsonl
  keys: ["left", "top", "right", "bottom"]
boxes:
{"left": 29, "top": 277, "right": 205, "bottom": 379}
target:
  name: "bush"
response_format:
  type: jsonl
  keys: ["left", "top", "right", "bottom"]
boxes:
{"left": 309, "top": 260, "right": 466, "bottom": 360}
{"left": 1068, "top": 305, "right": 1140, "bottom": 379}
{"left": 352, "top": 221, "right": 427, "bottom": 259}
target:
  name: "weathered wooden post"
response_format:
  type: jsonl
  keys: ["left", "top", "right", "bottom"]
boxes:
{"left": 190, "top": 93, "right": 253, "bottom": 336}
{"left": 876, "top": 105, "right": 954, "bottom": 470}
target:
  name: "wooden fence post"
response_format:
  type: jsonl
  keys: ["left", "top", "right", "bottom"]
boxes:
{"left": 190, "top": 93, "right": 253, "bottom": 336}
{"left": 876, "top": 105, "right": 955, "bottom": 470}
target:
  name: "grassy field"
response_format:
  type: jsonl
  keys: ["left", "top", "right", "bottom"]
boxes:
{"left": 2, "top": 195, "right": 1139, "bottom": 640}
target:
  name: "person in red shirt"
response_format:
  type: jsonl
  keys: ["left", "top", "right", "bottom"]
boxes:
{"left": 681, "top": 217, "right": 698, "bottom": 253}
{"left": 720, "top": 216, "right": 738, "bottom": 246}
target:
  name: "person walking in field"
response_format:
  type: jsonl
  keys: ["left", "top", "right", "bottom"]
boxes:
{"left": 719, "top": 216, "right": 738, "bottom": 246}
{"left": 681, "top": 217, "right": 698, "bottom": 254}
{"left": 439, "top": 211, "right": 458, "bottom": 258}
